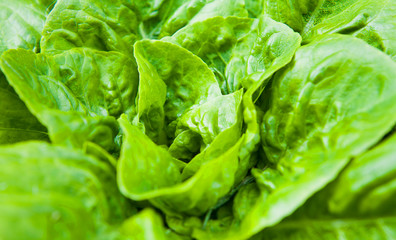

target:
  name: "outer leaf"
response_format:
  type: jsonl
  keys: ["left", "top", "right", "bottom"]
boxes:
{"left": 304, "top": 0, "right": 396, "bottom": 61}
{"left": 133, "top": 40, "right": 221, "bottom": 144}
{"left": 0, "top": 75, "right": 48, "bottom": 144}
{"left": 53, "top": 48, "right": 138, "bottom": 118}
{"left": 0, "top": 142, "right": 134, "bottom": 239}
{"left": 0, "top": 0, "right": 53, "bottom": 144}
{"left": 41, "top": 0, "right": 140, "bottom": 58}
{"left": 0, "top": 194, "right": 98, "bottom": 240}
{"left": 0, "top": 49, "right": 138, "bottom": 150}
{"left": 251, "top": 216, "right": 396, "bottom": 240}
{"left": 262, "top": 34, "right": 396, "bottom": 164}
{"left": 264, "top": 0, "right": 319, "bottom": 33}
{"left": 251, "top": 34, "right": 396, "bottom": 237}
{"left": 0, "top": 0, "right": 52, "bottom": 54}
{"left": 264, "top": 0, "right": 396, "bottom": 60}
{"left": 244, "top": 0, "right": 264, "bottom": 18}
{"left": 137, "top": 0, "right": 248, "bottom": 39}
{"left": 250, "top": 133, "right": 396, "bottom": 239}
{"left": 307, "top": 133, "right": 396, "bottom": 217}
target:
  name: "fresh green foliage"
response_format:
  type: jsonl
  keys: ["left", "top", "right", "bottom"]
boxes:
{"left": 265, "top": 0, "right": 396, "bottom": 60}
{"left": 0, "top": 142, "right": 135, "bottom": 240}
{"left": 0, "top": 0, "right": 395, "bottom": 239}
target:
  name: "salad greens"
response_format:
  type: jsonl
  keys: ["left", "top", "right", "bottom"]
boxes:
{"left": 0, "top": 0, "right": 395, "bottom": 239}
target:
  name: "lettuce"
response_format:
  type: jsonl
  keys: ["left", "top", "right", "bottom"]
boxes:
{"left": 0, "top": 1, "right": 396, "bottom": 239}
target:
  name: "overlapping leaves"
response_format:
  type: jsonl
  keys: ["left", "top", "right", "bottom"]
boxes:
{"left": 1, "top": 0, "right": 396, "bottom": 240}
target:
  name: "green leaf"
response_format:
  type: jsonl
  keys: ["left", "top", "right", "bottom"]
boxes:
{"left": 250, "top": 133, "right": 396, "bottom": 240}
{"left": 41, "top": 0, "right": 140, "bottom": 58}
{"left": 0, "top": 48, "right": 138, "bottom": 150}
{"left": 244, "top": 0, "right": 264, "bottom": 18}
{"left": 251, "top": 34, "right": 396, "bottom": 237}
{"left": 0, "top": 141, "right": 135, "bottom": 239}
{"left": 303, "top": 133, "right": 396, "bottom": 217}
{"left": 262, "top": 34, "right": 396, "bottom": 164}
{"left": 117, "top": 116, "right": 183, "bottom": 200}
{"left": 165, "top": 15, "right": 301, "bottom": 94}
{"left": 0, "top": 0, "right": 54, "bottom": 144}
{"left": 0, "top": 194, "right": 98, "bottom": 240}
{"left": 264, "top": 0, "right": 396, "bottom": 60}
{"left": 133, "top": 40, "right": 221, "bottom": 144}
{"left": 0, "top": 74, "right": 48, "bottom": 144}
{"left": 120, "top": 209, "right": 168, "bottom": 240}
{"left": 251, "top": 215, "right": 396, "bottom": 240}
{"left": 0, "top": 0, "right": 52, "bottom": 54}
{"left": 307, "top": 0, "right": 396, "bottom": 61}
{"left": 169, "top": 89, "right": 243, "bottom": 161}
{"left": 53, "top": 48, "right": 139, "bottom": 118}
{"left": 117, "top": 116, "right": 245, "bottom": 216}
{"left": 194, "top": 34, "right": 396, "bottom": 240}
{"left": 137, "top": 0, "right": 248, "bottom": 39}
{"left": 164, "top": 14, "right": 300, "bottom": 191}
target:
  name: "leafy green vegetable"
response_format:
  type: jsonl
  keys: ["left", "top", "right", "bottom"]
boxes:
{"left": 1, "top": 1, "right": 396, "bottom": 239}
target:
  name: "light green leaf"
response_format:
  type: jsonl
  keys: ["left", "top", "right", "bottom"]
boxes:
{"left": 118, "top": 116, "right": 244, "bottom": 216}
{"left": 133, "top": 40, "right": 221, "bottom": 144}
{"left": 41, "top": 0, "right": 140, "bottom": 58}
{"left": 310, "top": 133, "right": 396, "bottom": 217}
{"left": 251, "top": 34, "right": 396, "bottom": 238}
{"left": 250, "top": 133, "right": 396, "bottom": 240}
{"left": 165, "top": 15, "right": 301, "bottom": 94}
{"left": 117, "top": 116, "right": 183, "bottom": 200}
{"left": 0, "top": 0, "right": 52, "bottom": 55}
{"left": 120, "top": 209, "right": 168, "bottom": 240}
{"left": 0, "top": 0, "right": 54, "bottom": 144}
{"left": 120, "top": 208, "right": 191, "bottom": 240}
{"left": 264, "top": 0, "right": 396, "bottom": 60}
{"left": 262, "top": 34, "right": 396, "bottom": 164}
{"left": 180, "top": 120, "right": 243, "bottom": 180}
{"left": 0, "top": 194, "right": 98, "bottom": 240}
{"left": 251, "top": 215, "right": 396, "bottom": 240}
{"left": 0, "top": 141, "right": 134, "bottom": 239}
{"left": 137, "top": 0, "right": 248, "bottom": 39}
{"left": 0, "top": 74, "right": 48, "bottom": 144}
{"left": 53, "top": 48, "right": 138, "bottom": 118}
{"left": 0, "top": 48, "right": 138, "bottom": 150}
{"left": 244, "top": 0, "right": 264, "bottom": 18}
{"left": 306, "top": 0, "right": 396, "bottom": 61}
{"left": 169, "top": 89, "right": 243, "bottom": 161}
